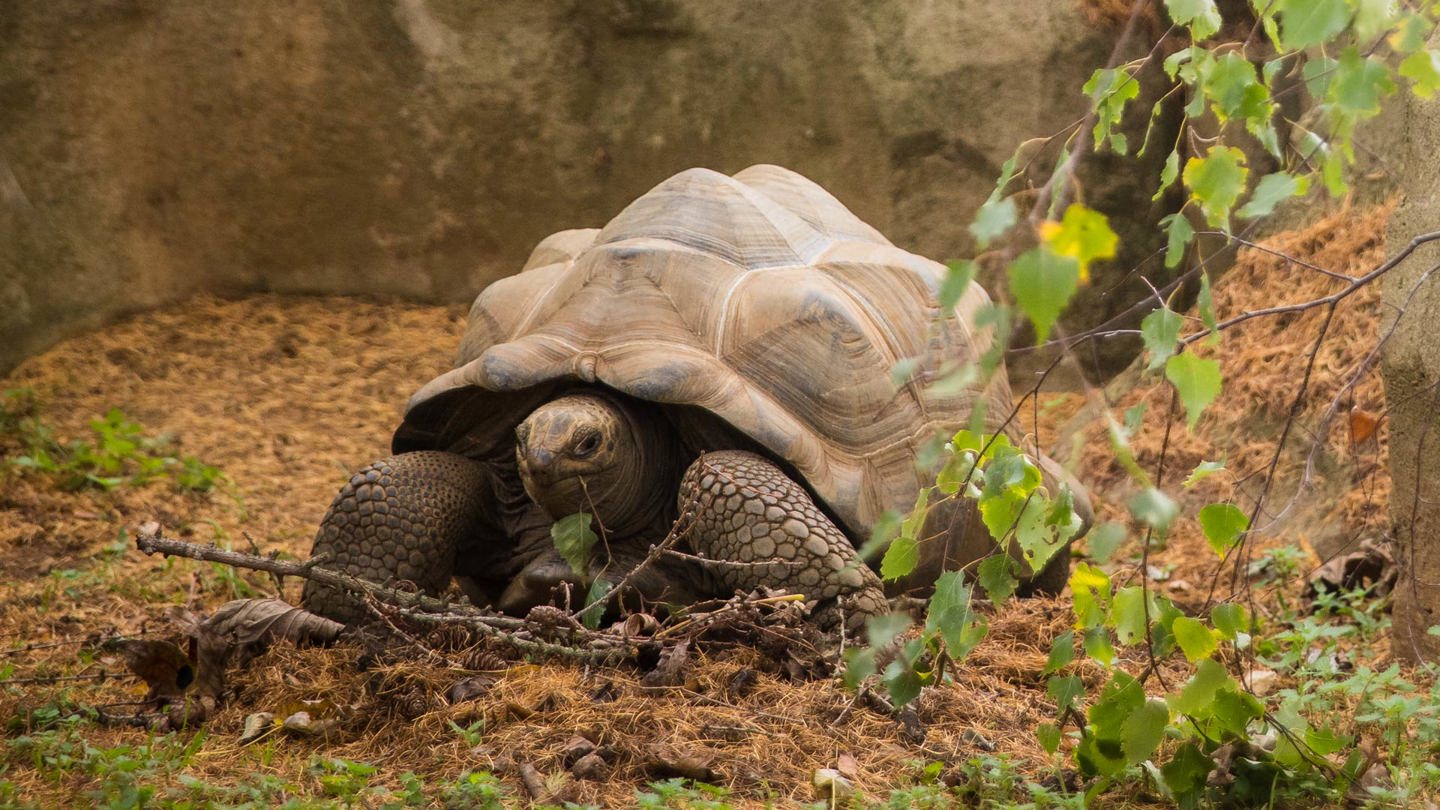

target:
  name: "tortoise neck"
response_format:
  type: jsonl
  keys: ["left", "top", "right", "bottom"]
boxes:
{"left": 592, "top": 392, "right": 681, "bottom": 539}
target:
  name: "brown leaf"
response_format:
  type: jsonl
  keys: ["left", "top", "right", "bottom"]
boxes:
{"left": 100, "top": 639, "right": 194, "bottom": 705}
{"left": 1349, "top": 406, "right": 1382, "bottom": 445}
{"left": 836, "top": 752, "right": 859, "bottom": 779}
{"left": 446, "top": 674, "right": 496, "bottom": 705}
{"left": 202, "top": 598, "right": 344, "bottom": 652}
{"left": 640, "top": 639, "right": 691, "bottom": 687}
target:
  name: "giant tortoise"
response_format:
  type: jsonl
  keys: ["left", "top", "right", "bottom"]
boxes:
{"left": 301, "top": 164, "right": 1087, "bottom": 630}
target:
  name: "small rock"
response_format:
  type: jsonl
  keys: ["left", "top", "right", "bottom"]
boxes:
{"left": 1146, "top": 564, "right": 1170, "bottom": 582}
{"left": 1167, "top": 579, "right": 1192, "bottom": 593}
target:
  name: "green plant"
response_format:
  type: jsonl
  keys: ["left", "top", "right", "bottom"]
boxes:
{"left": 1, "top": 389, "right": 224, "bottom": 493}
{"left": 439, "top": 770, "right": 509, "bottom": 810}
{"left": 841, "top": 1, "right": 1440, "bottom": 806}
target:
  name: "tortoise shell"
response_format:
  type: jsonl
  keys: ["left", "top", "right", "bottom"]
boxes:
{"left": 392, "top": 164, "right": 1016, "bottom": 539}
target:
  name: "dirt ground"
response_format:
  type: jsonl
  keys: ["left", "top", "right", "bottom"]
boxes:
{"left": 0, "top": 202, "right": 1410, "bottom": 806}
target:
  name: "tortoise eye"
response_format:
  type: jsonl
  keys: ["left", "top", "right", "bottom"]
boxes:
{"left": 573, "top": 433, "right": 600, "bottom": 458}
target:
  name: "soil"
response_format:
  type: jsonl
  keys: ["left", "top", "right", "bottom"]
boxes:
{"left": 0, "top": 202, "right": 1412, "bottom": 806}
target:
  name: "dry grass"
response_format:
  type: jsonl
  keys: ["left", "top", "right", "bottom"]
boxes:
{"left": 0, "top": 201, "right": 1416, "bottom": 806}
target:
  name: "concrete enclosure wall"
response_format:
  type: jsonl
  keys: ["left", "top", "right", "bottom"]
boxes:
{"left": 1, "top": 0, "right": 1158, "bottom": 374}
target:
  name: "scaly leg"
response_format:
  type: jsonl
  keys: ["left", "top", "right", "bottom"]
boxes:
{"left": 679, "top": 450, "right": 887, "bottom": 633}
{"left": 302, "top": 451, "right": 499, "bottom": 624}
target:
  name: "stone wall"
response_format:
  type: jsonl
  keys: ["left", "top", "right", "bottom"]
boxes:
{"left": 1, "top": 0, "right": 1165, "bottom": 374}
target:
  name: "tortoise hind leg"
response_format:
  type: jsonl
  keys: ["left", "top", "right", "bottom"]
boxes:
{"left": 679, "top": 450, "right": 887, "bottom": 633}
{"left": 302, "top": 451, "right": 498, "bottom": 624}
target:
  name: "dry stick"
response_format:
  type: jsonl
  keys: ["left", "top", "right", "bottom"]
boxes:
{"left": 133, "top": 522, "right": 525, "bottom": 632}
{"left": 132, "top": 522, "right": 631, "bottom": 664}
{"left": 567, "top": 472, "right": 703, "bottom": 624}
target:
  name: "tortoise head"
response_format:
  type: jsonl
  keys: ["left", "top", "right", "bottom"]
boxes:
{"left": 515, "top": 392, "right": 662, "bottom": 534}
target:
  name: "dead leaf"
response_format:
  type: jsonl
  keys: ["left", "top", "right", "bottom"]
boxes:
{"left": 836, "top": 752, "right": 859, "bottom": 779}
{"left": 813, "top": 768, "right": 856, "bottom": 803}
{"left": 240, "top": 712, "right": 276, "bottom": 744}
{"left": 202, "top": 598, "right": 344, "bottom": 661}
{"left": 446, "top": 674, "right": 496, "bottom": 705}
{"left": 1349, "top": 406, "right": 1382, "bottom": 445}
{"left": 100, "top": 639, "right": 194, "bottom": 705}
{"left": 640, "top": 639, "right": 691, "bottom": 687}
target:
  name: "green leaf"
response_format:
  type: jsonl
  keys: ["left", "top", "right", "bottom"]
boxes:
{"left": 1278, "top": 0, "right": 1352, "bottom": 50}
{"left": 1211, "top": 689, "right": 1264, "bottom": 737}
{"left": 580, "top": 579, "right": 613, "bottom": 630}
{"left": 1390, "top": 12, "right": 1430, "bottom": 54}
{"left": 1070, "top": 563, "right": 1112, "bottom": 629}
{"left": 1141, "top": 307, "right": 1183, "bottom": 371}
{"left": 940, "top": 259, "right": 978, "bottom": 310}
{"left": 1127, "top": 487, "right": 1179, "bottom": 532}
{"left": 889, "top": 357, "right": 922, "bottom": 387}
{"left": 551, "top": 512, "right": 598, "bottom": 579}
{"left": 880, "top": 534, "right": 920, "bottom": 581}
{"left": 977, "top": 554, "right": 1018, "bottom": 606}
{"left": 1353, "top": 0, "right": 1395, "bottom": 44}
{"left": 1197, "top": 271, "right": 1218, "bottom": 343}
{"left": 1170, "top": 659, "right": 1230, "bottom": 715}
{"left": 1400, "top": 50, "right": 1440, "bottom": 99}
{"left": 1085, "top": 522, "right": 1126, "bottom": 565}
{"left": 1044, "top": 631, "right": 1075, "bottom": 675}
{"left": 1122, "top": 700, "right": 1170, "bottom": 764}
{"left": 1183, "top": 459, "right": 1225, "bottom": 488}
{"left": 1165, "top": 352, "right": 1222, "bottom": 429}
{"left": 1304, "top": 726, "right": 1352, "bottom": 756}
{"left": 1037, "top": 723, "right": 1062, "bottom": 755}
{"left": 1016, "top": 497, "right": 1063, "bottom": 574}
{"left": 1211, "top": 603, "right": 1248, "bottom": 640}
{"left": 1204, "top": 52, "right": 1271, "bottom": 123}
{"left": 1328, "top": 47, "right": 1396, "bottom": 118}
{"left": 882, "top": 659, "right": 923, "bottom": 707}
{"left": 970, "top": 197, "right": 1018, "bottom": 247}
{"left": 1154, "top": 148, "right": 1181, "bottom": 202}
{"left": 1161, "top": 743, "right": 1214, "bottom": 800}
{"left": 1008, "top": 248, "right": 1081, "bottom": 344}
{"left": 1112, "top": 586, "right": 1153, "bottom": 646}
{"left": 866, "top": 612, "right": 912, "bottom": 649}
{"left": 1090, "top": 672, "right": 1145, "bottom": 739}
{"left": 1084, "top": 68, "right": 1142, "bottom": 154}
{"left": 858, "top": 509, "right": 903, "bottom": 563}
{"left": 1237, "top": 172, "right": 1308, "bottom": 219}
{"left": 1084, "top": 626, "right": 1115, "bottom": 667}
{"left": 842, "top": 646, "right": 876, "bottom": 688}
{"left": 1172, "top": 616, "right": 1219, "bottom": 662}
{"left": 1048, "top": 674, "right": 1085, "bottom": 713}
{"left": 1198, "top": 503, "right": 1249, "bottom": 557}
{"left": 1183, "top": 146, "right": 1249, "bottom": 230}
{"left": 1163, "top": 212, "right": 1194, "bottom": 269}
{"left": 927, "top": 571, "right": 988, "bottom": 657}
{"left": 1040, "top": 204, "right": 1119, "bottom": 280}
{"left": 1164, "top": 0, "right": 1221, "bottom": 40}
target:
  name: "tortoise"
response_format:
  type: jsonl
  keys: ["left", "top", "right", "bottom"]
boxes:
{"left": 301, "top": 164, "right": 1087, "bottom": 631}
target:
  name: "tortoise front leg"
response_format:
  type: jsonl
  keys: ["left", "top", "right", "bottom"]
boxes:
{"left": 679, "top": 450, "right": 887, "bottom": 633}
{"left": 302, "top": 451, "right": 503, "bottom": 624}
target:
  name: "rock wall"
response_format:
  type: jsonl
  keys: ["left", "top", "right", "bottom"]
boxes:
{"left": 1, "top": 0, "right": 1168, "bottom": 375}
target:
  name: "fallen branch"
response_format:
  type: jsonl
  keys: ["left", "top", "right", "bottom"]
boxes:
{"left": 133, "top": 521, "right": 635, "bottom": 664}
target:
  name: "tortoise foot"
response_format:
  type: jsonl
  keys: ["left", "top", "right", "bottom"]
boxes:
{"left": 679, "top": 450, "right": 887, "bottom": 634}
{"left": 302, "top": 451, "right": 492, "bottom": 624}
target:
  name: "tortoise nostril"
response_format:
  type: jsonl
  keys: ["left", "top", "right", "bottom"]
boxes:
{"left": 529, "top": 448, "right": 555, "bottom": 468}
